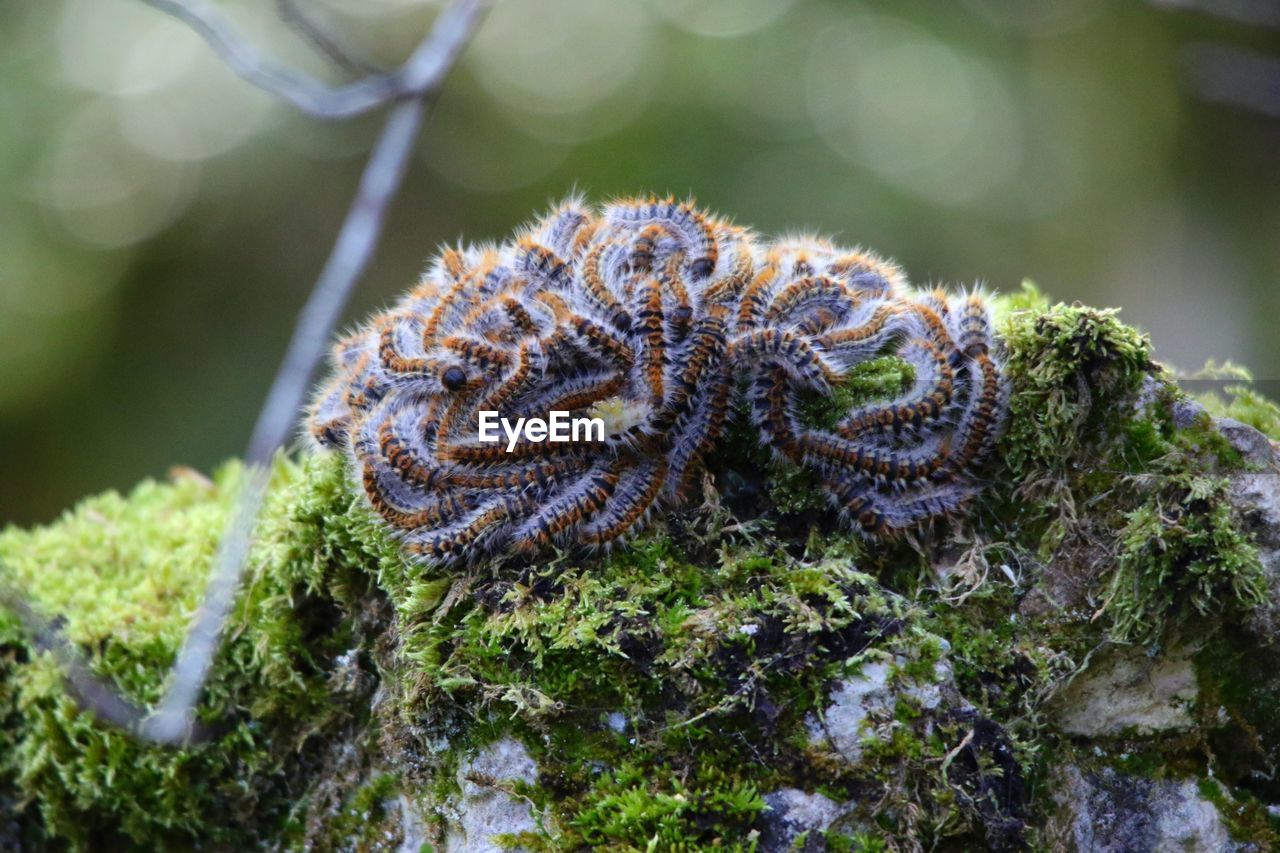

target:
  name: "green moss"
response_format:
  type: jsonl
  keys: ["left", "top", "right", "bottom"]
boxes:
{"left": 321, "top": 772, "right": 406, "bottom": 850}
{"left": 0, "top": 617, "right": 31, "bottom": 846}
{"left": 708, "top": 355, "right": 917, "bottom": 520}
{"left": 752, "top": 356, "right": 918, "bottom": 517}
{"left": 1183, "top": 360, "right": 1280, "bottom": 443}
{"left": 998, "top": 299, "right": 1154, "bottom": 479}
{"left": 564, "top": 762, "right": 764, "bottom": 851}
{"left": 1196, "top": 776, "right": 1280, "bottom": 848}
{"left": 370, "top": 523, "right": 958, "bottom": 849}
{"left": 966, "top": 297, "right": 1160, "bottom": 572}
{"left": 826, "top": 830, "right": 888, "bottom": 852}
{"left": 1072, "top": 383, "right": 1268, "bottom": 644}
{"left": 989, "top": 280, "right": 1051, "bottom": 322}
{"left": 977, "top": 292, "right": 1269, "bottom": 650}
{"left": 3, "top": 293, "right": 1280, "bottom": 850}
{"left": 1201, "top": 384, "right": 1280, "bottom": 442}
{"left": 1195, "top": 629, "right": 1280, "bottom": 821}
{"left": 0, "top": 454, "right": 392, "bottom": 848}
{"left": 1107, "top": 472, "right": 1265, "bottom": 642}
{"left": 795, "top": 355, "right": 915, "bottom": 434}
{"left": 409, "top": 526, "right": 906, "bottom": 729}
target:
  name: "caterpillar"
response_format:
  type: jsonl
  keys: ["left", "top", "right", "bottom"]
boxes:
{"left": 308, "top": 196, "right": 1009, "bottom": 565}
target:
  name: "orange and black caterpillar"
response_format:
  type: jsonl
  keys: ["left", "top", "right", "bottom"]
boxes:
{"left": 308, "top": 196, "right": 1009, "bottom": 565}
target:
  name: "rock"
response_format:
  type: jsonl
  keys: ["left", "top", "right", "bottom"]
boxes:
{"left": 1232, "top": 469, "right": 1280, "bottom": 558}
{"left": 758, "top": 788, "right": 847, "bottom": 853}
{"left": 1133, "top": 374, "right": 1211, "bottom": 431}
{"left": 1021, "top": 537, "right": 1112, "bottom": 620}
{"left": 1152, "top": 787, "right": 1233, "bottom": 853}
{"left": 803, "top": 655, "right": 896, "bottom": 763}
{"left": 1218, "top": 418, "right": 1280, "bottom": 641}
{"left": 805, "top": 660, "right": 892, "bottom": 765}
{"left": 1132, "top": 375, "right": 1165, "bottom": 418}
{"left": 1052, "top": 645, "right": 1197, "bottom": 737}
{"left": 1171, "top": 396, "right": 1209, "bottom": 430}
{"left": 11, "top": 346, "right": 1280, "bottom": 849}
{"left": 443, "top": 738, "right": 541, "bottom": 853}
{"left": 1217, "top": 417, "right": 1278, "bottom": 468}
{"left": 805, "top": 650, "right": 959, "bottom": 766}
{"left": 1056, "top": 766, "right": 1232, "bottom": 852}
{"left": 396, "top": 794, "right": 429, "bottom": 853}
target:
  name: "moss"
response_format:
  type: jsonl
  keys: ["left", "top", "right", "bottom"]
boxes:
{"left": 838, "top": 688, "right": 1028, "bottom": 849}
{"left": 975, "top": 291, "right": 1268, "bottom": 648}
{"left": 562, "top": 762, "right": 765, "bottom": 851}
{"left": 755, "top": 356, "right": 918, "bottom": 517}
{"left": 707, "top": 354, "right": 919, "bottom": 521}
{"left": 795, "top": 355, "right": 916, "bottom": 434}
{"left": 403, "top": 528, "right": 907, "bottom": 785}
{"left": 1106, "top": 472, "right": 1265, "bottom": 642}
{"left": 922, "top": 578, "right": 1077, "bottom": 740}
{"left": 320, "top": 772, "right": 407, "bottom": 851}
{"left": 989, "top": 279, "right": 1051, "bottom": 322}
{"left": 997, "top": 298, "right": 1154, "bottom": 480}
{"left": 826, "top": 830, "right": 888, "bottom": 852}
{"left": 3, "top": 293, "right": 1280, "bottom": 850}
{"left": 1199, "top": 379, "right": 1280, "bottom": 443}
{"left": 1195, "top": 629, "right": 1280, "bottom": 817}
{"left": 1172, "top": 617, "right": 1280, "bottom": 845}
{"left": 0, "top": 618, "right": 32, "bottom": 847}
{"left": 0, "top": 454, "right": 391, "bottom": 848}
{"left": 1059, "top": 377, "right": 1269, "bottom": 643}
{"left": 362, "top": 515, "right": 1040, "bottom": 849}
{"left": 1196, "top": 776, "right": 1280, "bottom": 849}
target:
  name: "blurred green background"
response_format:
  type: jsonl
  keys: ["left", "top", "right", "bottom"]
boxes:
{"left": 2, "top": 0, "right": 1278, "bottom": 525}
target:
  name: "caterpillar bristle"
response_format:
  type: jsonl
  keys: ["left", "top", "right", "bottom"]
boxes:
{"left": 306, "top": 196, "right": 1010, "bottom": 567}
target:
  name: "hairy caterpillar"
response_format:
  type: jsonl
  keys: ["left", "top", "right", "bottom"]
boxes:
{"left": 308, "top": 196, "right": 1009, "bottom": 565}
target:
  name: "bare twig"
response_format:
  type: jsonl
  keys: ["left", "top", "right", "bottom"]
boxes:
{"left": 143, "top": 99, "right": 444, "bottom": 744}
{"left": 0, "top": 578, "right": 210, "bottom": 740}
{"left": 0, "top": 0, "right": 490, "bottom": 746}
{"left": 275, "top": 0, "right": 384, "bottom": 76}
{"left": 139, "top": 0, "right": 489, "bottom": 746}
{"left": 138, "top": 0, "right": 395, "bottom": 118}
{"left": 137, "top": 0, "right": 486, "bottom": 120}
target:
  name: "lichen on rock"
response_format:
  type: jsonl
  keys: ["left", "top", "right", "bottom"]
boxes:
{"left": 3, "top": 292, "right": 1280, "bottom": 851}
{"left": 1052, "top": 766, "right": 1233, "bottom": 853}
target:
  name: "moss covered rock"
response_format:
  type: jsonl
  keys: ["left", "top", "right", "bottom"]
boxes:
{"left": 3, "top": 294, "right": 1280, "bottom": 851}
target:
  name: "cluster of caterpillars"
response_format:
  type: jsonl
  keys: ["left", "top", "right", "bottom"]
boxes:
{"left": 308, "top": 196, "right": 1009, "bottom": 565}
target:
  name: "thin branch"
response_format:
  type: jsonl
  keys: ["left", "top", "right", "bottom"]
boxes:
{"left": 0, "top": 0, "right": 485, "bottom": 747}
{"left": 0, "top": 578, "right": 210, "bottom": 740}
{"left": 275, "top": 0, "right": 384, "bottom": 76}
{"left": 138, "top": 0, "right": 395, "bottom": 118}
{"left": 142, "top": 97, "right": 441, "bottom": 744}
{"left": 243, "top": 0, "right": 487, "bottom": 471}
{"left": 140, "top": 465, "right": 270, "bottom": 743}
{"left": 0, "top": 0, "right": 491, "bottom": 746}
{"left": 137, "top": 0, "right": 487, "bottom": 120}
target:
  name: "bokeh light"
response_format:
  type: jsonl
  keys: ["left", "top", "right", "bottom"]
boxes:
{"left": 649, "top": 0, "right": 799, "bottom": 39}
{"left": 1, "top": 0, "right": 1278, "bottom": 527}
{"left": 806, "top": 15, "right": 1023, "bottom": 210}
{"left": 35, "top": 101, "right": 201, "bottom": 248}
